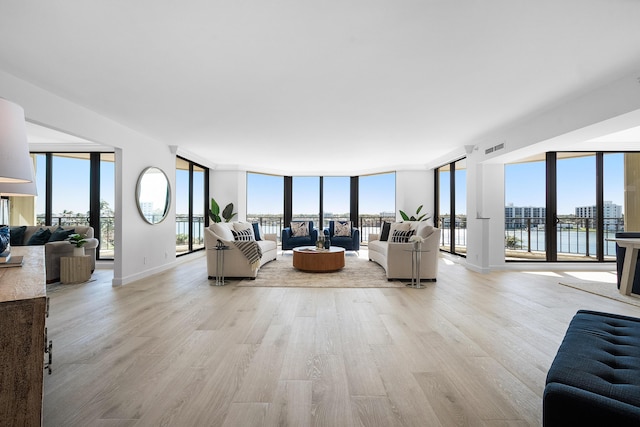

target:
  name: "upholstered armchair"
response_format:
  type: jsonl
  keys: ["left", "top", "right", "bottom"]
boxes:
{"left": 325, "top": 220, "right": 360, "bottom": 251}
{"left": 281, "top": 221, "right": 318, "bottom": 250}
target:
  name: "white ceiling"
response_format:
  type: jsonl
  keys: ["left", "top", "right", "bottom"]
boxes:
{"left": 2, "top": 1, "right": 640, "bottom": 175}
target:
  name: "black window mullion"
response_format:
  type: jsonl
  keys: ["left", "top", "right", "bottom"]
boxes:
{"left": 596, "top": 153, "right": 604, "bottom": 261}
{"left": 450, "top": 162, "right": 456, "bottom": 254}
{"left": 188, "top": 162, "right": 194, "bottom": 252}
{"left": 284, "top": 176, "right": 292, "bottom": 226}
{"left": 45, "top": 153, "right": 53, "bottom": 226}
{"left": 545, "top": 152, "right": 557, "bottom": 262}
{"left": 319, "top": 176, "right": 324, "bottom": 229}
{"left": 350, "top": 176, "right": 358, "bottom": 226}
{"left": 89, "top": 153, "right": 101, "bottom": 259}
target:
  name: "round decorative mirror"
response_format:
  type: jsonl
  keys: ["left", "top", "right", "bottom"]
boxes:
{"left": 136, "top": 167, "right": 171, "bottom": 224}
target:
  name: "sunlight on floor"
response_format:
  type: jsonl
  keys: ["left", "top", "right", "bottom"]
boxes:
{"left": 565, "top": 271, "right": 618, "bottom": 284}
{"left": 521, "top": 271, "right": 563, "bottom": 277}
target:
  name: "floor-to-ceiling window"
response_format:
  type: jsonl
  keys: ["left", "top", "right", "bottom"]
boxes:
{"left": 247, "top": 172, "right": 284, "bottom": 238}
{"left": 175, "top": 156, "right": 207, "bottom": 256}
{"left": 280, "top": 172, "right": 395, "bottom": 244}
{"left": 556, "top": 153, "right": 597, "bottom": 261}
{"left": 33, "top": 152, "right": 115, "bottom": 260}
{"left": 292, "top": 176, "right": 320, "bottom": 226}
{"left": 504, "top": 156, "right": 547, "bottom": 260}
{"left": 98, "top": 153, "right": 115, "bottom": 258}
{"left": 359, "top": 172, "right": 395, "bottom": 243}
{"left": 504, "top": 152, "right": 626, "bottom": 262}
{"left": 436, "top": 158, "right": 467, "bottom": 256}
{"left": 322, "top": 176, "right": 350, "bottom": 229}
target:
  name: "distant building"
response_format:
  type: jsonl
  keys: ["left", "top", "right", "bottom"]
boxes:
{"left": 575, "top": 201, "right": 622, "bottom": 230}
{"left": 505, "top": 203, "right": 546, "bottom": 229}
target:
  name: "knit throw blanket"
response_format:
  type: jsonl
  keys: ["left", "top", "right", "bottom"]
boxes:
{"left": 233, "top": 241, "right": 262, "bottom": 270}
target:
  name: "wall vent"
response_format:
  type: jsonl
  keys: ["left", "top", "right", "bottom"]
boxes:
{"left": 485, "top": 142, "right": 505, "bottom": 155}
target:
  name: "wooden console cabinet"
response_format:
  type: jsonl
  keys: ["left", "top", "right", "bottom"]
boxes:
{"left": 0, "top": 246, "right": 47, "bottom": 426}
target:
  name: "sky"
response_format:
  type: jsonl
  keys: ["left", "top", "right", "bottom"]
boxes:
{"left": 37, "top": 153, "right": 625, "bottom": 219}
{"left": 35, "top": 154, "right": 115, "bottom": 216}
{"left": 246, "top": 173, "right": 396, "bottom": 216}
{"left": 505, "top": 153, "right": 624, "bottom": 214}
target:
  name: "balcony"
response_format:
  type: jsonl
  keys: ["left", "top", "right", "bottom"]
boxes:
{"left": 505, "top": 216, "right": 622, "bottom": 261}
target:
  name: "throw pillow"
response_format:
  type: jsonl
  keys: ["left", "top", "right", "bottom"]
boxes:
{"left": 290, "top": 221, "right": 310, "bottom": 237}
{"left": 233, "top": 222, "right": 256, "bottom": 240}
{"left": 27, "top": 227, "right": 52, "bottom": 245}
{"left": 334, "top": 221, "right": 351, "bottom": 237}
{"left": 391, "top": 229, "right": 415, "bottom": 243}
{"left": 252, "top": 223, "right": 262, "bottom": 241}
{"left": 232, "top": 228, "right": 254, "bottom": 241}
{"left": 48, "top": 227, "right": 75, "bottom": 242}
{"left": 9, "top": 225, "right": 27, "bottom": 246}
{"left": 380, "top": 222, "right": 391, "bottom": 242}
{"left": 211, "top": 223, "right": 234, "bottom": 241}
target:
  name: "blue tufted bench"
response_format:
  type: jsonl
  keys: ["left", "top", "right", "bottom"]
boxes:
{"left": 543, "top": 310, "right": 640, "bottom": 426}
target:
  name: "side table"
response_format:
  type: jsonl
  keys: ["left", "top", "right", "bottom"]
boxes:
{"left": 213, "top": 245, "right": 230, "bottom": 286}
{"left": 60, "top": 255, "right": 92, "bottom": 284}
{"left": 404, "top": 248, "right": 430, "bottom": 289}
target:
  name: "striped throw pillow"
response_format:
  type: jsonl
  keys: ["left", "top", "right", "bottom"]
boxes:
{"left": 232, "top": 228, "right": 254, "bottom": 241}
{"left": 391, "top": 229, "right": 415, "bottom": 243}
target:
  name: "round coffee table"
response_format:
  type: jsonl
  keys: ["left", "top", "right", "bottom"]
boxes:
{"left": 292, "top": 246, "right": 345, "bottom": 272}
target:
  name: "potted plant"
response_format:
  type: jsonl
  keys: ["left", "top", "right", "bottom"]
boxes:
{"left": 208, "top": 197, "right": 237, "bottom": 223}
{"left": 67, "top": 233, "right": 88, "bottom": 256}
{"left": 399, "top": 205, "right": 430, "bottom": 222}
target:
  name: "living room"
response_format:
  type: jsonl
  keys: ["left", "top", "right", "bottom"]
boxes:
{"left": 3, "top": 2, "right": 640, "bottom": 425}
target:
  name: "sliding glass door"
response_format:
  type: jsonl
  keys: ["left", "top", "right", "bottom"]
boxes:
{"left": 504, "top": 152, "right": 625, "bottom": 262}
{"left": 436, "top": 158, "right": 467, "bottom": 256}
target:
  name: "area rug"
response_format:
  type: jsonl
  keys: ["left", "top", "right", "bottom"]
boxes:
{"left": 559, "top": 281, "right": 640, "bottom": 308}
{"left": 236, "top": 253, "right": 407, "bottom": 288}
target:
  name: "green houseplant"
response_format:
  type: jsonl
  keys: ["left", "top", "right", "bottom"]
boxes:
{"left": 208, "top": 197, "right": 237, "bottom": 223}
{"left": 67, "top": 233, "right": 87, "bottom": 248}
{"left": 399, "top": 205, "right": 430, "bottom": 222}
{"left": 67, "top": 233, "right": 88, "bottom": 256}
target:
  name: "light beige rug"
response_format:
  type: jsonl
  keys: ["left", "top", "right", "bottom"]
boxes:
{"left": 559, "top": 281, "right": 640, "bottom": 308}
{"left": 236, "top": 253, "right": 407, "bottom": 288}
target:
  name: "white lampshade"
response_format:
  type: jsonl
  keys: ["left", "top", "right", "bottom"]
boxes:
{"left": 0, "top": 177, "right": 37, "bottom": 196}
{"left": 0, "top": 98, "right": 35, "bottom": 183}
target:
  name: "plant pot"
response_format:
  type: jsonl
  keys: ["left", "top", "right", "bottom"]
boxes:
{"left": 73, "top": 247, "right": 85, "bottom": 257}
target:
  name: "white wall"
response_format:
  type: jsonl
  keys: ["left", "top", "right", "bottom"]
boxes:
{"left": 395, "top": 170, "right": 434, "bottom": 223}
{"left": 210, "top": 170, "right": 246, "bottom": 222}
{"left": 0, "top": 70, "right": 182, "bottom": 286}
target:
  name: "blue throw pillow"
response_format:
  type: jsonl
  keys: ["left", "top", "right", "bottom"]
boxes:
{"left": 380, "top": 222, "right": 391, "bottom": 241}
{"left": 48, "top": 227, "right": 75, "bottom": 242}
{"left": 9, "top": 225, "right": 27, "bottom": 246}
{"left": 27, "top": 228, "right": 52, "bottom": 245}
{"left": 252, "top": 223, "right": 262, "bottom": 241}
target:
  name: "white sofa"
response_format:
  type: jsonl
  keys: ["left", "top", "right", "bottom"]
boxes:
{"left": 204, "top": 222, "right": 277, "bottom": 279}
{"left": 368, "top": 221, "right": 440, "bottom": 280}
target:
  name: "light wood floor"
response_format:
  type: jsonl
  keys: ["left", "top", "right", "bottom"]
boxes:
{"left": 43, "top": 252, "right": 640, "bottom": 426}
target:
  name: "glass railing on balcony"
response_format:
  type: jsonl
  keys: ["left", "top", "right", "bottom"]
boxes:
{"left": 505, "top": 216, "right": 623, "bottom": 260}
{"left": 176, "top": 215, "right": 205, "bottom": 255}
{"left": 246, "top": 214, "right": 396, "bottom": 245}
{"left": 438, "top": 215, "right": 468, "bottom": 254}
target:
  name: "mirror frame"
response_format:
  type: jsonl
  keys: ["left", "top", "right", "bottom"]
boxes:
{"left": 135, "top": 166, "right": 171, "bottom": 224}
